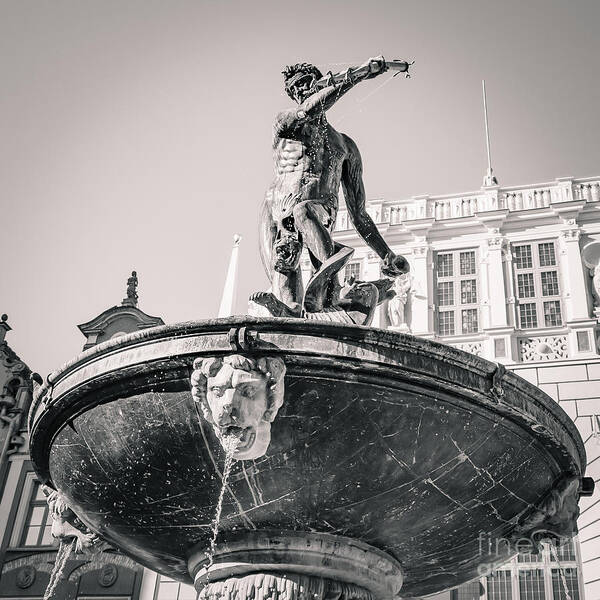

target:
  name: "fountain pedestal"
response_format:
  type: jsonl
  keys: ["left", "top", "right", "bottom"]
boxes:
{"left": 196, "top": 573, "right": 370, "bottom": 600}
{"left": 189, "top": 532, "right": 403, "bottom": 600}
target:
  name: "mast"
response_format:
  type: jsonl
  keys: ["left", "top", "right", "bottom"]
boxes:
{"left": 482, "top": 79, "right": 498, "bottom": 186}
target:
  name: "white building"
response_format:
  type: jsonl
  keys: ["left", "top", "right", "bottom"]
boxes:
{"left": 1, "top": 177, "right": 599, "bottom": 600}
{"left": 332, "top": 175, "right": 600, "bottom": 600}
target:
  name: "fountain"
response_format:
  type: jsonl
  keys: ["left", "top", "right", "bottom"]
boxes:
{"left": 30, "top": 56, "right": 593, "bottom": 599}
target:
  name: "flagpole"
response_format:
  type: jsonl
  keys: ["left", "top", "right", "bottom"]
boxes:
{"left": 482, "top": 80, "right": 497, "bottom": 187}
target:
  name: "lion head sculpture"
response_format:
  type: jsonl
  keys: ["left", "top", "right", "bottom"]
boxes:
{"left": 42, "top": 486, "right": 107, "bottom": 553}
{"left": 191, "top": 355, "right": 286, "bottom": 460}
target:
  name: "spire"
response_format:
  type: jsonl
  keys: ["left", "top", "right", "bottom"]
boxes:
{"left": 218, "top": 235, "right": 242, "bottom": 318}
{"left": 122, "top": 271, "right": 139, "bottom": 307}
{"left": 0, "top": 314, "right": 11, "bottom": 343}
{"left": 482, "top": 80, "right": 498, "bottom": 187}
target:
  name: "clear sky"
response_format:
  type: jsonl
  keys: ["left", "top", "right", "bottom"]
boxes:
{"left": 1, "top": 0, "right": 599, "bottom": 377}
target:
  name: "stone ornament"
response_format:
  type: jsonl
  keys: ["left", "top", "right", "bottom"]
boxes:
{"left": 560, "top": 228, "right": 580, "bottom": 241}
{"left": 510, "top": 476, "right": 582, "bottom": 550}
{"left": 451, "top": 341, "right": 483, "bottom": 357}
{"left": 122, "top": 270, "right": 138, "bottom": 307}
{"left": 582, "top": 240, "right": 600, "bottom": 311}
{"left": 198, "top": 573, "right": 373, "bottom": 600}
{"left": 16, "top": 565, "right": 36, "bottom": 589}
{"left": 98, "top": 563, "right": 118, "bottom": 587}
{"left": 191, "top": 355, "right": 286, "bottom": 460}
{"left": 42, "top": 486, "right": 108, "bottom": 553}
{"left": 387, "top": 273, "right": 413, "bottom": 330}
{"left": 519, "top": 336, "right": 568, "bottom": 362}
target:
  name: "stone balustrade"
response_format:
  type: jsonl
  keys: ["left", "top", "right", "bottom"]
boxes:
{"left": 334, "top": 177, "right": 600, "bottom": 231}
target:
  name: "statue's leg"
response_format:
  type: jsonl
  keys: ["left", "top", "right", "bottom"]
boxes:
{"left": 293, "top": 201, "right": 336, "bottom": 311}
{"left": 250, "top": 269, "right": 302, "bottom": 318}
{"left": 292, "top": 201, "right": 335, "bottom": 264}
{"left": 255, "top": 199, "right": 303, "bottom": 315}
{"left": 275, "top": 269, "right": 303, "bottom": 313}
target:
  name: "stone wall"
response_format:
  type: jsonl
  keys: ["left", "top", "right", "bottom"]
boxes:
{"left": 511, "top": 359, "right": 600, "bottom": 600}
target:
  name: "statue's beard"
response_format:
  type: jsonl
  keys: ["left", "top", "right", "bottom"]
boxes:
{"left": 274, "top": 234, "right": 302, "bottom": 273}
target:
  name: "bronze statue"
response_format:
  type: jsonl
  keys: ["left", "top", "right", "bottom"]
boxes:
{"left": 252, "top": 56, "right": 410, "bottom": 321}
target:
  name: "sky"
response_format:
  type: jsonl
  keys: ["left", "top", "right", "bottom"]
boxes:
{"left": 1, "top": 0, "right": 599, "bottom": 377}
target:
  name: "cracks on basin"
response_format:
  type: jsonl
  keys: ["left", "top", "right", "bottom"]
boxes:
{"left": 327, "top": 404, "right": 538, "bottom": 536}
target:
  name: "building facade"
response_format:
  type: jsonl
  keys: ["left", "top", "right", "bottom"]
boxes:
{"left": 330, "top": 175, "right": 600, "bottom": 600}
{"left": 0, "top": 278, "right": 195, "bottom": 600}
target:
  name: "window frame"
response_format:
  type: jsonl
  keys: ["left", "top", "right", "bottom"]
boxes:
{"left": 19, "top": 479, "right": 53, "bottom": 547}
{"left": 434, "top": 248, "right": 480, "bottom": 337}
{"left": 486, "top": 569, "right": 513, "bottom": 600}
{"left": 343, "top": 261, "right": 362, "bottom": 284}
{"left": 9, "top": 472, "right": 53, "bottom": 549}
{"left": 451, "top": 538, "right": 583, "bottom": 600}
{"left": 512, "top": 240, "right": 564, "bottom": 331}
{"left": 518, "top": 568, "right": 546, "bottom": 600}
{"left": 154, "top": 574, "right": 196, "bottom": 600}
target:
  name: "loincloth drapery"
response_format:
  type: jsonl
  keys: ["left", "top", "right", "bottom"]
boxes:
{"left": 272, "top": 193, "right": 337, "bottom": 229}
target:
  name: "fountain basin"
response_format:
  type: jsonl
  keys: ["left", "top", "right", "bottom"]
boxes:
{"left": 29, "top": 317, "right": 588, "bottom": 597}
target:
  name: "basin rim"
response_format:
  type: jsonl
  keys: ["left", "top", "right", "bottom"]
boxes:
{"left": 29, "top": 316, "right": 586, "bottom": 485}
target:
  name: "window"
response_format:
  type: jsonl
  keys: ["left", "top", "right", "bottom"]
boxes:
{"left": 514, "top": 245, "right": 533, "bottom": 269}
{"left": 452, "top": 581, "right": 482, "bottom": 600}
{"left": 487, "top": 571, "right": 512, "bottom": 600}
{"left": 513, "top": 241, "right": 563, "bottom": 329}
{"left": 439, "top": 311, "right": 455, "bottom": 336}
{"left": 21, "top": 480, "right": 53, "bottom": 547}
{"left": 154, "top": 575, "right": 196, "bottom": 600}
{"left": 435, "top": 250, "right": 479, "bottom": 336}
{"left": 518, "top": 569, "right": 546, "bottom": 600}
{"left": 518, "top": 549, "right": 542, "bottom": 563}
{"left": 344, "top": 261, "right": 361, "bottom": 283}
{"left": 538, "top": 242, "right": 556, "bottom": 267}
{"left": 550, "top": 540, "right": 576, "bottom": 562}
{"left": 438, "top": 281, "right": 454, "bottom": 306}
{"left": 551, "top": 568, "right": 580, "bottom": 600}
{"left": 517, "top": 273, "right": 535, "bottom": 298}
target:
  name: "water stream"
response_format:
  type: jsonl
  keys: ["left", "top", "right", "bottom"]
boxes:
{"left": 205, "top": 434, "right": 241, "bottom": 574}
{"left": 43, "top": 539, "right": 75, "bottom": 600}
{"left": 549, "top": 540, "right": 573, "bottom": 600}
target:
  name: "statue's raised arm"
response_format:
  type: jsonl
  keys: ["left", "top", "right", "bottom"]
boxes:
{"left": 290, "top": 56, "right": 389, "bottom": 119}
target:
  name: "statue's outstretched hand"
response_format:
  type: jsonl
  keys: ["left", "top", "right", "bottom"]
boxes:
{"left": 382, "top": 252, "right": 410, "bottom": 277}
{"left": 363, "top": 55, "right": 388, "bottom": 79}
